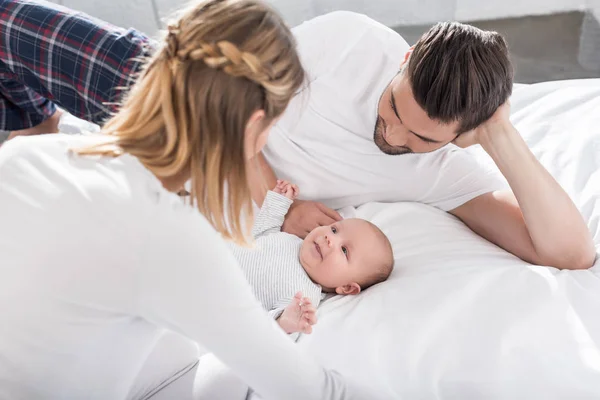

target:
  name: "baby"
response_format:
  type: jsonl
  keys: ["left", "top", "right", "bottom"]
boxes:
{"left": 228, "top": 180, "right": 394, "bottom": 335}
{"left": 195, "top": 184, "right": 395, "bottom": 399}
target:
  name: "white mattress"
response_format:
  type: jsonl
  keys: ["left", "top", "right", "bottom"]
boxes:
{"left": 295, "top": 79, "right": 600, "bottom": 399}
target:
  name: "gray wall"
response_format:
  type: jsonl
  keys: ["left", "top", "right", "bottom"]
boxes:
{"left": 36, "top": 0, "right": 600, "bottom": 83}
{"left": 50, "top": 0, "right": 595, "bottom": 36}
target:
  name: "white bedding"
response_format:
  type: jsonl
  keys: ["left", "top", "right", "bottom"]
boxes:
{"left": 25, "top": 79, "right": 600, "bottom": 398}
{"left": 295, "top": 79, "right": 600, "bottom": 399}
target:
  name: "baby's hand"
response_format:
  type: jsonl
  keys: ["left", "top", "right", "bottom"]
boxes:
{"left": 277, "top": 292, "right": 317, "bottom": 334}
{"left": 273, "top": 180, "right": 299, "bottom": 201}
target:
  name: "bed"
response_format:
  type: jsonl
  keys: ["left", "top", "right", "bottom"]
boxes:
{"left": 9, "top": 78, "right": 598, "bottom": 399}
{"left": 290, "top": 79, "right": 600, "bottom": 399}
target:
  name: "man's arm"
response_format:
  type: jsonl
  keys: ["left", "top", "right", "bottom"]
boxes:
{"left": 451, "top": 104, "right": 596, "bottom": 270}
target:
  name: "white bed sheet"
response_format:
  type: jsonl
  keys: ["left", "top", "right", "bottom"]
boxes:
{"left": 294, "top": 79, "right": 600, "bottom": 399}
{"left": 33, "top": 80, "right": 600, "bottom": 399}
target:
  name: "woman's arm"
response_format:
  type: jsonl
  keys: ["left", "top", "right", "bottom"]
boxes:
{"left": 138, "top": 208, "right": 391, "bottom": 400}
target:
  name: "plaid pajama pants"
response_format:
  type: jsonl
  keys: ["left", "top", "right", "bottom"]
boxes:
{"left": 0, "top": 0, "right": 155, "bottom": 131}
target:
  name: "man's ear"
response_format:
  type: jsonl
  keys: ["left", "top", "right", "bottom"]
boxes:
{"left": 335, "top": 282, "right": 361, "bottom": 295}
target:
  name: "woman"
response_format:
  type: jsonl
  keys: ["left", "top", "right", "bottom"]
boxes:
{"left": 0, "top": 1, "right": 389, "bottom": 399}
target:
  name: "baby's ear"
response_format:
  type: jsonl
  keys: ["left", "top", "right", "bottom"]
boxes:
{"left": 335, "top": 283, "right": 361, "bottom": 295}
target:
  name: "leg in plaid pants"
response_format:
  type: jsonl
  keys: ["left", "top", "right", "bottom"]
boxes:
{"left": 0, "top": 0, "right": 155, "bottom": 131}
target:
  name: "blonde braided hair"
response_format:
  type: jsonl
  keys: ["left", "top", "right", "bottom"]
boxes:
{"left": 77, "top": 0, "right": 305, "bottom": 244}
{"left": 168, "top": 33, "right": 266, "bottom": 85}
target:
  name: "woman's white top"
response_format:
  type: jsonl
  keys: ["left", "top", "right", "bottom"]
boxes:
{"left": 0, "top": 135, "right": 389, "bottom": 400}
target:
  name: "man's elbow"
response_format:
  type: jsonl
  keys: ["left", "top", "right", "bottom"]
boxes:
{"left": 539, "top": 246, "right": 597, "bottom": 270}
{"left": 567, "top": 249, "right": 597, "bottom": 270}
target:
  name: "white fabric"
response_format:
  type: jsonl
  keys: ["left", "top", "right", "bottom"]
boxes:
{"left": 127, "top": 331, "right": 199, "bottom": 400}
{"left": 194, "top": 354, "right": 249, "bottom": 400}
{"left": 228, "top": 191, "right": 323, "bottom": 319}
{"left": 0, "top": 134, "right": 392, "bottom": 400}
{"left": 263, "top": 11, "right": 506, "bottom": 212}
{"left": 294, "top": 79, "right": 600, "bottom": 399}
{"left": 57, "top": 111, "right": 101, "bottom": 134}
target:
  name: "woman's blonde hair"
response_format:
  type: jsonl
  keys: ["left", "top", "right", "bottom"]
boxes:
{"left": 78, "top": 0, "right": 304, "bottom": 244}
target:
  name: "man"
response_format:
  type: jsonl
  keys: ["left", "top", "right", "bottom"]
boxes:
{"left": 249, "top": 11, "right": 595, "bottom": 270}
{"left": 1, "top": 2, "right": 595, "bottom": 270}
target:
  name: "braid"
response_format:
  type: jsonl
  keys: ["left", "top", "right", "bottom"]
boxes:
{"left": 165, "top": 24, "right": 180, "bottom": 58}
{"left": 165, "top": 26, "right": 272, "bottom": 93}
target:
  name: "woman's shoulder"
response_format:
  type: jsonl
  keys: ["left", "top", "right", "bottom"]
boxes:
{"left": 0, "top": 133, "right": 101, "bottom": 171}
{"left": 0, "top": 134, "right": 162, "bottom": 216}
{"left": 0, "top": 134, "right": 81, "bottom": 187}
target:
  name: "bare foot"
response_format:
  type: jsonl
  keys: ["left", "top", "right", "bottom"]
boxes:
{"left": 7, "top": 109, "right": 63, "bottom": 141}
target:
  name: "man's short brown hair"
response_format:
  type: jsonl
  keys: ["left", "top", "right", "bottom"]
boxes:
{"left": 407, "top": 22, "right": 513, "bottom": 134}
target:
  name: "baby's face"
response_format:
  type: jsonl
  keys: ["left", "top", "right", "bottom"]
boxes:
{"left": 299, "top": 218, "right": 388, "bottom": 292}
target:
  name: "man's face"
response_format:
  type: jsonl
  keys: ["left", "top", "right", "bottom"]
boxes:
{"left": 374, "top": 72, "right": 460, "bottom": 155}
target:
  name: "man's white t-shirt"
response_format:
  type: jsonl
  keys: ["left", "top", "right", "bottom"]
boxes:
{"left": 264, "top": 11, "right": 505, "bottom": 211}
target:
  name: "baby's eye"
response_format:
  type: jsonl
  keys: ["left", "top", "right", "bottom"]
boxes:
{"left": 331, "top": 226, "right": 337, "bottom": 234}
{"left": 342, "top": 246, "right": 348, "bottom": 258}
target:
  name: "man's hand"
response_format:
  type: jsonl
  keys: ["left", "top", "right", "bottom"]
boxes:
{"left": 277, "top": 292, "right": 318, "bottom": 335}
{"left": 449, "top": 101, "right": 595, "bottom": 270}
{"left": 452, "top": 102, "right": 511, "bottom": 149}
{"left": 282, "top": 200, "right": 342, "bottom": 238}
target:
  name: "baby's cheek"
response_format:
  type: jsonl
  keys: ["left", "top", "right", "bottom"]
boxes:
{"left": 325, "top": 259, "right": 342, "bottom": 277}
